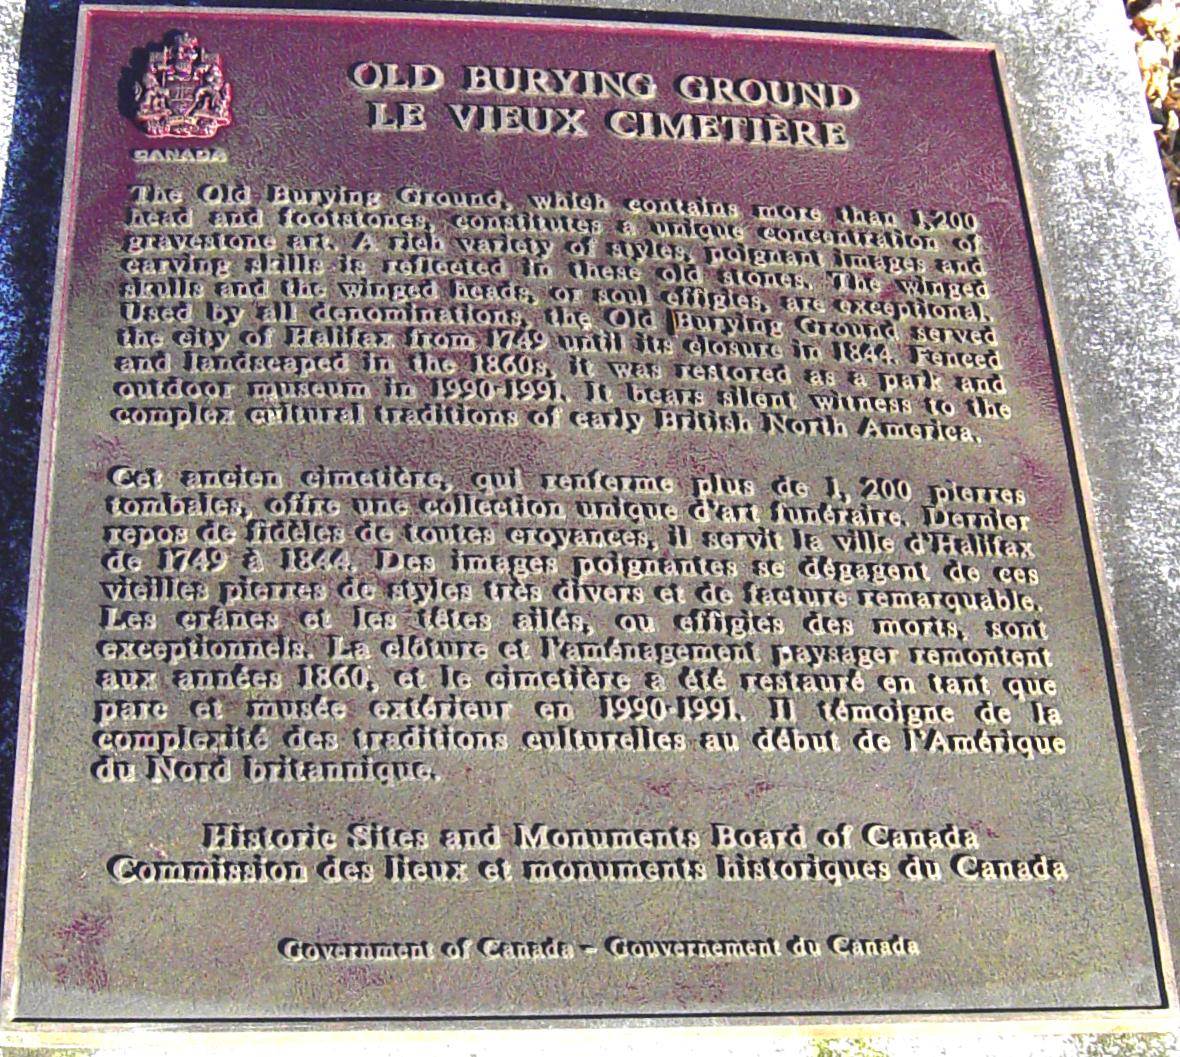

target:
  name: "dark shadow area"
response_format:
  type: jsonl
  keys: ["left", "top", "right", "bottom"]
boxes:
{"left": 0, "top": 0, "right": 953, "bottom": 928}
{"left": 0, "top": 0, "right": 85, "bottom": 923}
{"left": 118, "top": 41, "right": 154, "bottom": 121}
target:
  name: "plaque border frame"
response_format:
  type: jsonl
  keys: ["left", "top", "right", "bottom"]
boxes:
{"left": 0, "top": 2, "right": 1174, "bottom": 1037}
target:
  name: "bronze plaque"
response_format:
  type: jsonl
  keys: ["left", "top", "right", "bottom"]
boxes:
{"left": 1, "top": 4, "right": 1173, "bottom": 1031}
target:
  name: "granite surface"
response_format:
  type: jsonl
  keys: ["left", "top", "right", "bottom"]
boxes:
{"left": 0, "top": 0, "right": 1177, "bottom": 1050}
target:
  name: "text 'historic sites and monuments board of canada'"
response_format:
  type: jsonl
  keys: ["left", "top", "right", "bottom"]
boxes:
{"left": 0, "top": 4, "right": 1173, "bottom": 1029}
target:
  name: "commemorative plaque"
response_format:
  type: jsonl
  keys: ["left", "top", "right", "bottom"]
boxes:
{"left": 0, "top": 3, "right": 1172, "bottom": 1031}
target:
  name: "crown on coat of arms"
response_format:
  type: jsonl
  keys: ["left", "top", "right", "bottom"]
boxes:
{"left": 133, "top": 31, "right": 232, "bottom": 138}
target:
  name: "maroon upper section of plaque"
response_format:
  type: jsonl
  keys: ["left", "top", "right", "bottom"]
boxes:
{"left": 81, "top": 10, "right": 1008, "bottom": 208}
{"left": 71, "top": 8, "right": 1048, "bottom": 402}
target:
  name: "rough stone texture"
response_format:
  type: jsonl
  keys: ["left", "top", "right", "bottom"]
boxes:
{"left": 0, "top": 0, "right": 1176, "bottom": 1050}
{"left": 0, "top": 1, "right": 19, "bottom": 196}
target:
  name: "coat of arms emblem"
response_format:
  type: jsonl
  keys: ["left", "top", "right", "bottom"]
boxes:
{"left": 133, "top": 31, "right": 232, "bottom": 138}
